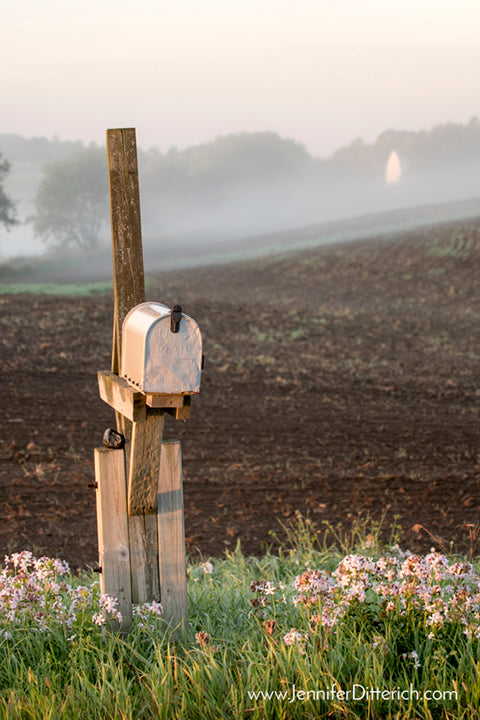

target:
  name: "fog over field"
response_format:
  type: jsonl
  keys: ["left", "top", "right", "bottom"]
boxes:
{"left": 2, "top": 0, "right": 479, "bottom": 276}
{"left": 1, "top": 120, "right": 480, "bottom": 280}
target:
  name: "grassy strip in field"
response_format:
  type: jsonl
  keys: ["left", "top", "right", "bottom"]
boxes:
{"left": 0, "top": 516, "right": 479, "bottom": 719}
{"left": 0, "top": 281, "right": 114, "bottom": 296}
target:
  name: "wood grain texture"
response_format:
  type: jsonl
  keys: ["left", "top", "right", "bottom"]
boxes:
{"left": 94, "top": 447, "right": 132, "bottom": 627}
{"left": 145, "top": 393, "right": 188, "bottom": 408}
{"left": 128, "top": 514, "right": 160, "bottom": 604}
{"left": 157, "top": 440, "right": 188, "bottom": 628}
{"left": 127, "top": 412, "right": 165, "bottom": 515}
{"left": 101, "top": 129, "right": 188, "bottom": 618}
{"left": 106, "top": 128, "right": 145, "bottom": 376}
{"left": 98, "top": 370, "right": 147, "bottom": 423}
{"left": 164, "top": 398, "right": 191, "bottom": 420}
{"left": 146, "top": 393, "right": 192, "bottom": 419}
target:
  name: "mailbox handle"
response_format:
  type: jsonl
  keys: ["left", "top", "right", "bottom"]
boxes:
{"left": 170, "top": 304, "right": 182, "bottom": 333}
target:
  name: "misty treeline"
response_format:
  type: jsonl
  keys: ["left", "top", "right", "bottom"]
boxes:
{"left": 0, "top": 155, "right": 18, "bottom": 231}
{"left": 1, "top": 118, "right": 480, "bottom": 253}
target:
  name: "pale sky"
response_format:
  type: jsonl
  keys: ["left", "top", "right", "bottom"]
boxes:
{"left": 2, "top": 0, "right": 480, "bottom": 157}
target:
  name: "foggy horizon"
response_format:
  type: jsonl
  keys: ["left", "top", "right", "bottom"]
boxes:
{"left": 1, "top": 117, "right": 480, "bottom": 275}
{"left": 2, "top": 0, "right": 480, "bottom": 269}
{"left": 1, "top": 119, "right": 480, "bottom": 259}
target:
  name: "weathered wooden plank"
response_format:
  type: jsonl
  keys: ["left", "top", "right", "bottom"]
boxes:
{"left": 106, "top": 128, "right": 145, "bottom": 376}
{"left": 128, "top": 412, "right": 165, "bottom": 515}
{"left": 164, "top": 402, "right": 191, "bottom": 421}
{"left": 128, "top": 515, "right": 160, "bottom": 605}
{"left": 157, "top": 440, "right": 188, "bottom": 628}
{"left": 98, "top": 370, "right": 147, "bottom": 423}
{"left": 101, "top": 128, "right": 188, "bottom": 627}
{"left": 94, "top": 447, "right": 132, "bottom": 627}
{"left": 147, "top": 393, "right": 192, "bottom": 419}
{"left": 145, "top": 393, "right": 188, "bottom": 409}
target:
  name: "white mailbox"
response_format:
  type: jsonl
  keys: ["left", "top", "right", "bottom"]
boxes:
{"left": 121, "top": 302, "right": 202, "bottom": 395}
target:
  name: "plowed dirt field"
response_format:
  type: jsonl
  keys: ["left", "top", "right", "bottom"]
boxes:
{"left": 1, "top": 217, "right": 480, "bottom": 569}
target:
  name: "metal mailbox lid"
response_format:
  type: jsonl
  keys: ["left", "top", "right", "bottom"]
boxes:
{"left": 121, "top": 302, "right": 202, "bottom": 394}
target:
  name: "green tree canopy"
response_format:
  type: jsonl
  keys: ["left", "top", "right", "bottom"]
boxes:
{"left": 0, "top": 155, "right": 18, "bottom": 230}
{"left": 33, "top": 145, "right": 108, "bottom": 250}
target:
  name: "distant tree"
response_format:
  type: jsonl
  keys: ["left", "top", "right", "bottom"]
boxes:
{"left": 0, "top": 155, "right": 18, "bottom": 230}
{"left": 33, "top": 145, "right": 108, "bottom": 250}
{"left": 330, "top": 118, "right": 480, "bottom": 178}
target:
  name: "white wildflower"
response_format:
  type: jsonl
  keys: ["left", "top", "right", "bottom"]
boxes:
{"left": 99, "top": 593, "right": 119, "bottom": 613}
{"left": 283, "top": 628, "right": 306, "bottom": 653}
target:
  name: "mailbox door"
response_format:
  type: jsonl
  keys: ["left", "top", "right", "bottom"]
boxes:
{"left": 144, "top": 316, "right": 202, "bottom": 394}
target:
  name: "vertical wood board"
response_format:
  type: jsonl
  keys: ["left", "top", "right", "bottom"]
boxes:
{"left": 94, "top": 447, "right": 132, "bottom": 625}
{"left": 157, "top": 440, "right": 188, "bottom": 627}
{"left": 106, "top": 128, "right": 145, "bottom": 376}
{"left": 128, "top": 515, "right": 161, "bottom": 605}
{"left": 128, "top": 411, "right": 165, "bottom": 515}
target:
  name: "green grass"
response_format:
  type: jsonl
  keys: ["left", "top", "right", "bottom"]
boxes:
{"left": 426, "top": 225, "right": 480, "bottom": 259}
{"left": 1, "top": 517, "right": 479, "bottom": 719}
{"left": 0, "top": 281, "right": 113, "bottom": 296}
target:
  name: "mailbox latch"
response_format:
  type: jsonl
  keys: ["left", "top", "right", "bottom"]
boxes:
{"left": 170, "top": 304, "right": 182, "bottom": 333}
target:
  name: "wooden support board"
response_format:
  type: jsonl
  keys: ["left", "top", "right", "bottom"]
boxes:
{"left": 128, "top": 514, "right": 160, "bottom": 604}
{"left": 98, "top": 370, "right": 191, "bottom": 421}
{"left": 106, "top": 128, "right": 145, "bottom": 377}
{"left": 96, "top": 127, "right": 189, "bottom": 630}
{"left": 127, "top": 411, "right": 164, "bottom": 515}
{"left": 94, "top": 447, "right": 132, "bottom": 626}
{"left": 98, "top": 370, "right": 146, "bottom": 423}
{"left": 157, "top": 440, "right": 188, "bottom": 629}
{"left": 145, "top": 393, "right": 190, "bottom": 408}
{"left": 163, "top": 401, "right": 191, "bottom": 421}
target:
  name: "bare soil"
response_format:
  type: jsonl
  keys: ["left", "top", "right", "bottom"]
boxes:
{"left": 1, "top": 218, "right": 480, "bottom": 571}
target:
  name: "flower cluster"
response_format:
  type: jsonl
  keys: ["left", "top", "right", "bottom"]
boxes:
{"left": 291, "top": 550, "right": 480, "bottom": 639}
{"left": 249, "top": 549, "right": 480, "bottom": 652}
{"left": 132, "top": 601, "right": 164, "bottom": 630}
{"left": 403, "top": 649, "right": 421, "bottom": 669}
{"left": 195, "top": 630, "right": 211, "bottom": 647}
{"left": 0, "top": 551, "right": 122, "bottom": 635}
{"left": 200, "top": 561, "right": 213, "bottom": 575}
{"left": 293, "top": 568, "right": 335, "bottom": 603}
{"left": 283, "top": 628, "right": 307, "bottom": 654}
{"left": 188, "top": 560, "right": 214, "bottom": 583}
{"left": 249, "top": 579, "right": 287, "bottom": 616}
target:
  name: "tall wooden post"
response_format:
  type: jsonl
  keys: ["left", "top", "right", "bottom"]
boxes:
{"left": 94, "top": 128, "right": 188, "bottom": 630}
{"left": 107, "top": 128, "right": 145, "bottom": 375}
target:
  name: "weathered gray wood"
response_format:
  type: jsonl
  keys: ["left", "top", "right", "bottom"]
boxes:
{"left": 128, "top": 515, "right": 160, "bottom": 604}
{"left": 98, "top": 370, "right": 147, "bottom": 423}
{"left": 164, "top": 396, "right": 192, "bottom": 421}
{"left": 98, "top": 376, "right": 190, "bottom": 417}
{"left": 128, "top": 412, "right": 165, "bottom": 515}
{"left": 98, "top": 128, "right": 188, "bottom": 631}
{"left": 145, "top": 393, "right": 189, "bottom": 409}
{"left": 106, "top": 128, "right": 145, "bottom": 376}
{"left": 106, "top": 129, "right": 163, "bottom": 615}
{"left": 157, "top": 440, "right": 188, "bottom": 628}
{"left": 94, "top": 447, "right": 132, "bottom": 626}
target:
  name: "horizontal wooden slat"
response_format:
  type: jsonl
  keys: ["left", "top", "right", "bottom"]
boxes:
{"left": 98, "top": 370, "right": 146, "bottom": 422}
{"left": 99, "top": 370, "right": 194, "bottom": 420}
{"left": 145, "top": 393, "right": 195, "bottom": 408}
